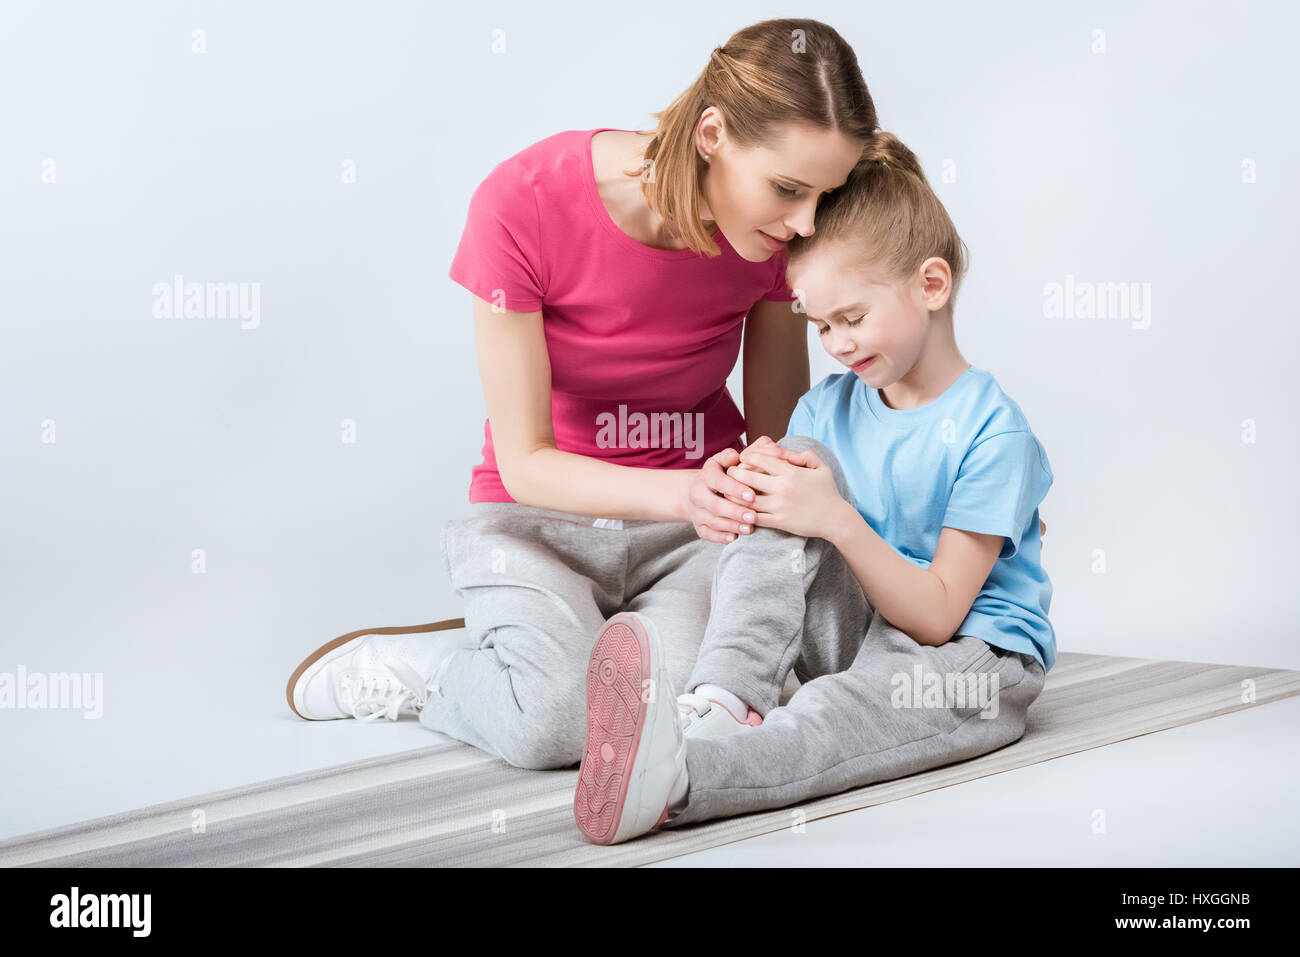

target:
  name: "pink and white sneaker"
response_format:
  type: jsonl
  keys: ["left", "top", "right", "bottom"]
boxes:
{"left": 573, "top": 612, "right": 687, "bottom": 845}
{"left": 677, "top": 692, "right": 763, "bottom": 739}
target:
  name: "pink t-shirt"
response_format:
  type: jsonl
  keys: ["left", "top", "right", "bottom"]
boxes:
{"left": 447, "top": 127, "right": 800, "bottom": 503}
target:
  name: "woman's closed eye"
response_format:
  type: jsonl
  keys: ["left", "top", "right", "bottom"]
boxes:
{"left": 773, "top": 182, "right": 837, "bottom": 200}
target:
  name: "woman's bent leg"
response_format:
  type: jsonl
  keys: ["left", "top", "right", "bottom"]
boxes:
{"left": 420, "top": 504, "right": 629, "bottom": 770}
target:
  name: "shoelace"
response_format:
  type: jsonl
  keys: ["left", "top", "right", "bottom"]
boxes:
{"left": 342, "top": 660, "right": 431, "bottom": 722}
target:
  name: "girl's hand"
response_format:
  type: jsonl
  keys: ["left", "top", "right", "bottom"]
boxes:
{"left": 718, "top": 435, "right": 797, "bottom": 508}
{"left": 712, "top": 435, "right": 798, "bottom": 508}
{"left": 725, "top": 435, "right": 795, "bottom": 482}
{"left": 726, "top": 446, "right": 849, "bottom": 540}
{"left": 681, "top": 448, "right": 760, "bottom": 544}
{"left": 742, "top": 434, "right": 802, "bottom": 464}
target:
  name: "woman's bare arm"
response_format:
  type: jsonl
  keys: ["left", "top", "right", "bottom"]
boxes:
{"left": 742, "top": 298, "right": 809, "bottom": 445}
{"left": 471, "top": 294, "right": 755, "bottom": 530}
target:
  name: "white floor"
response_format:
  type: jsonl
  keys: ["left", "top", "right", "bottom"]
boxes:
{"left": 3, "top": 661, "right": 1297, "bottom": 866}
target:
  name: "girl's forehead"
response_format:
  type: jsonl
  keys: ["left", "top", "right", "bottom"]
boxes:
{"left": 791, "top": 252, "right": 890, "bottom": 291}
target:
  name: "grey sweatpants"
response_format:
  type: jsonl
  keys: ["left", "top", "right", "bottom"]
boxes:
{"left": 419, "top": 501, "right": 721, "bottom": 769}
{"left": 663, "top": 434, "right": 1047, "bottom": 827}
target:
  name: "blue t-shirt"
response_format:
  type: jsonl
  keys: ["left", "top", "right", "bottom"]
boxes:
{"left": 786, "top": 365, "right": 1056, "bottom": 672}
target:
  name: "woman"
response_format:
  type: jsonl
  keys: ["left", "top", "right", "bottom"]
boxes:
{"left": 288, "top": 19, "right": 883, "bottom": 768}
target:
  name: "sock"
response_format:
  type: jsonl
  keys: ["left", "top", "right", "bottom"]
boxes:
{"left": 694, "top": 682, "right": 750, "bottom": 720}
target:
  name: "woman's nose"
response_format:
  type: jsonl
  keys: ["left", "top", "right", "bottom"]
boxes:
{"left": 786, "top": 199, "right": 818, "bottom": 238}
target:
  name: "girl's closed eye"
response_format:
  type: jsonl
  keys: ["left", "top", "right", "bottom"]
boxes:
{"left": 815, "top": 316, "right": 865, "bottom": 335}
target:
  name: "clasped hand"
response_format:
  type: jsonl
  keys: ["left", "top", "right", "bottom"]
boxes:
{"left": 722, "top": 435, "right": 849, "bottom": 541}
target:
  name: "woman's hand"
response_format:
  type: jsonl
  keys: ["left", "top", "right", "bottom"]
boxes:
{"left": 680, "top": 448, "right": 762, "bottom": 544}
{"left": 679, "top": 435, "right": 797, "bottom": 544}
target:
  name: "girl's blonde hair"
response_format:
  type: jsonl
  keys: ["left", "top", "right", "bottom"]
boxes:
{"left": 787, "top": 131, "right": 970, "bottom": 311}
{"left": 625, "top": 19, "right": 879, "bottom": 257}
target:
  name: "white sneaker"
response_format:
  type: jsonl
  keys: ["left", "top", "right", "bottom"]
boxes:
{"left": 286, "top": 628, "right": 464, "bottom": 721}
{"left": 573, "top": 612, "right": 687, "bottom": 845}
{"left": 678, "top": 692, "right": 763, "bottom": 739}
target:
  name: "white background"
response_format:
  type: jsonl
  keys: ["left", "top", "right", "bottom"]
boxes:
{"left": 1, "top": 0, "right": 1296, "bottom": 839}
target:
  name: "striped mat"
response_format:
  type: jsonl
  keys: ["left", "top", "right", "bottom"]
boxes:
{"left": 4, "top": 651, "right": 1298, "bottom": 867}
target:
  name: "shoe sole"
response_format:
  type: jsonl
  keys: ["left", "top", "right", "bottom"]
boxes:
{"left": 284, "top": 618, "right": 466, "bottom": 720}
{"left": 574, "top": 612, "right": 663, "bottom": 845}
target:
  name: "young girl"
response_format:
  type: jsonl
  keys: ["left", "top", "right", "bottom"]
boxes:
{"left": 574, "top": 131, "right": 1055, "bottom": 844}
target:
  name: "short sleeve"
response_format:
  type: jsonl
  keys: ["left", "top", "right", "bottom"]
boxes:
{"left": 784, "top": 391, "right": 816, "bottom": 439}
{"left": 447, "top": 159, "right": 546, "bottom": 313}
{"left": 761, "top": 253, "right": 800, "bottom": 302}
{"left": 942, "top": 431, "right": 1053, "bottom": 560}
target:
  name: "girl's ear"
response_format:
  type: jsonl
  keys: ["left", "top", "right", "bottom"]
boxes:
{"left": 919, "top": 257, "right": 952, "bottom": 311}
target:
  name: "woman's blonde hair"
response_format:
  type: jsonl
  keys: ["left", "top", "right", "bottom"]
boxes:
{"left": 625, "top": 18, "right": 879, "bottom": 257}
{"left": 787, "top": 131, "right": 970, "bottom": 311}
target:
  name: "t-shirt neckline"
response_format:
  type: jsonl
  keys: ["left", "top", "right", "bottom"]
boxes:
{"left": 582, "top": 128, "right": 723, "bottom": 261}
{"left": 861, "top": 365, "right": 979, "bottom": 428}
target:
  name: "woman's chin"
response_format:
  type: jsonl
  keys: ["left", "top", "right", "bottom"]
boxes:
{"left": 737, "top": 235, "right": 778, "bottom": 262}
